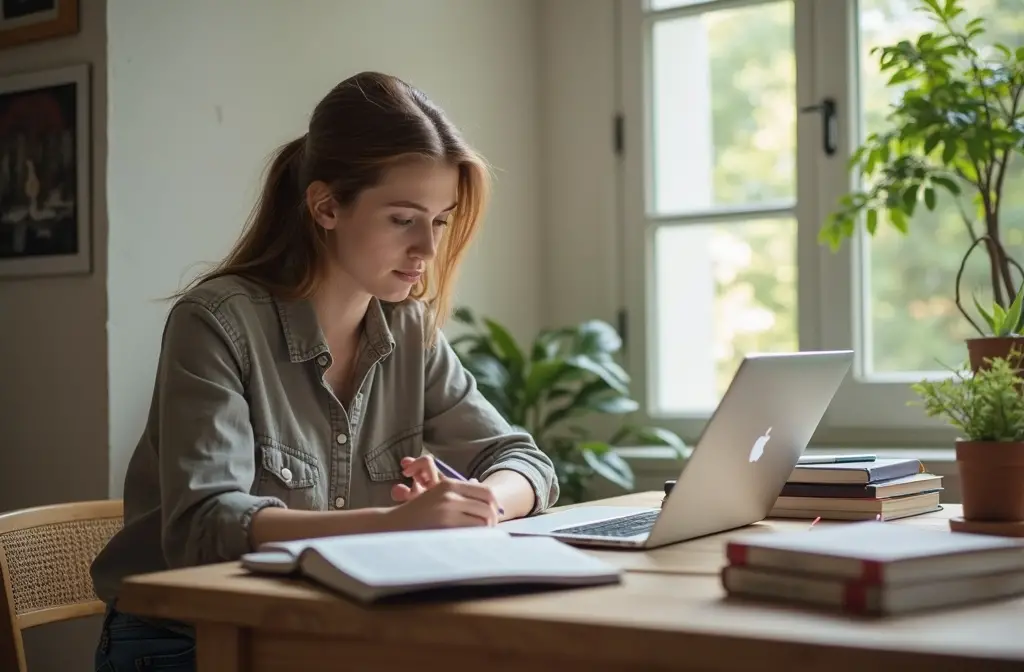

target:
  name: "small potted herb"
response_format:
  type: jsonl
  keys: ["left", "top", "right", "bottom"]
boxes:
{"left": 911, "top": 352, "right": 1024, "bottom": 523}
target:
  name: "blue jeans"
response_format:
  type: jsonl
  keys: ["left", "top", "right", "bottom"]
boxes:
{"left": 94, "top": 606, "right": 196, "bottom": 672}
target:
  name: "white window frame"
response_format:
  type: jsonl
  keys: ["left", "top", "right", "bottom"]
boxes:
{"left": 617, "top": 0, "right": 955, "bottom": 448}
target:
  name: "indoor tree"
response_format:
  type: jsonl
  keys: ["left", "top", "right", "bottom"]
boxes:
{"left": 821, "top": 0, "right": 1024, "bottom": 362}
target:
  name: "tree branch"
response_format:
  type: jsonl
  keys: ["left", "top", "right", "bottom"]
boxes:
{"left": 956, "top": 235, "right": 993, "bottom": 338}
{"left": 992, "top": 83, "right": 1022, "bottom": 209}
{"left": 989, "top": 84, "right": 1021, "bottom": 302}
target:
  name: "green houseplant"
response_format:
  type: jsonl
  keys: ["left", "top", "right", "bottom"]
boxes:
{"left": 449, "top": 307, "right": 688, "bottom": 504}
{"left": 912, "top": 351, "right": 1024, "bottom": 523}
{"left": 821, "top": 0, "right": 1024, "bottom": 370}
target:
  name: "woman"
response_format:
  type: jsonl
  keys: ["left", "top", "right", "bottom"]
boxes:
{"left": 90, "top": 71, "right": 559, "bottom": 672}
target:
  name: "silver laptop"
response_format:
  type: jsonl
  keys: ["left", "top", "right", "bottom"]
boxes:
{"left": 498, "top": 350, "right": 854, "bottom": 549}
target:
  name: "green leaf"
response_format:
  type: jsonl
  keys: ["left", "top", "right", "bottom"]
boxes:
{"left": 580, "top": 444, "right": 634, "bottom": 490}
{"left": 483, "top": 318, "right": 525, "bottom": 378}
{"left": 596, "top": 357, "right": 630, "bottom": 387}
{"left": 931, "top": 175, "right": 960, "bottom": 195}
{"left": 452, "top": 307, "right": 475, "bottom": 325}
{"left": 522, "top": 358, "right": 564, "bottom": 394}
{"left": 611, "top": 425, "right": 689, "bottom": 457}
{"left": 890, "top": 208, "right": 909, "bottom": 234}
{"left": 924, "top": 186, "right": 936, "bottom": 210}
{"left": 585, "top": 394, "right": 639, "bottom": 414}
{"left": 574, "top": 320, "right": 622, "bottom": 355}
{"left": 901, "top": 184, "right": 919, "bottom": 214}
{"left": 565, "top": 355, "right": 630, "bottom": 395}
{"left": 993, "top": 302, "right": 1009, "bottom": 335}
{"left": 1004, "top": 287, "right": 1024, "bottom": 337}
{"left": 941, "top": 140, "right": 958, "bottom": 164}
{"left": 973, "top": 295, "right": 996, "bottom": 333}
{"left": 865, "top": 208, "right": 878, "bottom": 235}
{"left": 530, "top": 330, "right": 564, "bottom": 363}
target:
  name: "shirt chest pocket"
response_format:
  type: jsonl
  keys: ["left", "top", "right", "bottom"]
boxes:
{"left": 363, "top": 426, "right": 424, "bottom": 483}
{"left": 256, "top": 438, "right": 324, "bottom": 510}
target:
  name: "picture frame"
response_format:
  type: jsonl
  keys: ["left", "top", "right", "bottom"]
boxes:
{"left": 0, "top": 63, "right": 91, "bottom": 278}
{"left": 0, "top": 0, "right": 79, "bottom": 51}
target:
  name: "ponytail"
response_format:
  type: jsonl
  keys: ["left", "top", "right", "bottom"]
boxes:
{"left": 173, "top": 134, "right": 326, "bottom": 300}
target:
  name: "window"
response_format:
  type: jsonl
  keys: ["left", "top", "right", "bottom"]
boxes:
{"left": 618, "top": 0, "right": 1024, "bottom": 443}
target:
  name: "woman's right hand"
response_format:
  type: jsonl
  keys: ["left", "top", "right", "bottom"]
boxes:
{"left": 381, "top": 479, "right": 501, "bottom": 531}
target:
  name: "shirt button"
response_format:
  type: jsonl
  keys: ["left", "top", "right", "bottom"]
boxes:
{"left": 334, "top": 497, "right": 346, "bottom": 508}
{"left": 336, "top": 433, "right": 348, "bottom": 445}
{"left": 280, "top": 467, "right": 292, "bottom": 483}
{"left": 316, "top": 355, "right": 328, "bottom": 367}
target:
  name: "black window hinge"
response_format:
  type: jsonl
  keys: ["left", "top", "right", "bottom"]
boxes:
{"left": 616, "top": 307, "right": 628, "bottom": 348}
{"left": 613, "top": 114, "right": 624, "bottom": 156}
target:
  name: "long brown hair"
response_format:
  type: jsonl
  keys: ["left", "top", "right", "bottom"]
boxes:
{"left": 180, "top": 71, "right": 490, "bottom": 343}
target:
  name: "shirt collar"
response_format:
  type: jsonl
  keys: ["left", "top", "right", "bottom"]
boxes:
{"left": 274, "top": 296, "right": 396, "bottom": 364}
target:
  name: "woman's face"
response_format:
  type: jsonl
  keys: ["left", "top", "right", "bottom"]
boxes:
{"left": 310, "top": 159, "right": 458, "bottom": 302}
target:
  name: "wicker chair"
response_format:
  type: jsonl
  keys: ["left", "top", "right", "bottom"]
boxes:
{"left": 0, "top": 500, "right": 123, "bottom": 672}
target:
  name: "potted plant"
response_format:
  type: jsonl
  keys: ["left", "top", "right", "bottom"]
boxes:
{"left": 912, "top": 352, "right": 1024, "bottom": 523}
{"left": 450, "top": 307, "right": 688, "bottom": 504}
{"left": 820, "top": 0, "right": 1024, "bottom": 369}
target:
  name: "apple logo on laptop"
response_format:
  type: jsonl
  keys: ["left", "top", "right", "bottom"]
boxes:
{"left": 748, "top": 427, "right": 772, "bottom": 462}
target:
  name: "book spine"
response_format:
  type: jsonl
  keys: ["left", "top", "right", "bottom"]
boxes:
{"left": 725, "top": 542, "right": 884, "bottom": 584}
{"left": 721, "top": 566, "right": 876, "bottom": 615}
{"left": 779, "top": 483, "right": 875, "bottom": 498}
{"left": 866, "top": 461, "right": 923, "bottom": 483}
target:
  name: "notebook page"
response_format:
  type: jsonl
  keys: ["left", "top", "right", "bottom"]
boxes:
{"left": 261, "top": 526, "right": 506, "bottom": 557}
{"left": 303, "top": 530, "right": 616, "bottom": 587}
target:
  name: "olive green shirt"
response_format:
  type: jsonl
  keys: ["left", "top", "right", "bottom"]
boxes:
{"left": 90, "top": 274, "right": 559, "bottom": 605}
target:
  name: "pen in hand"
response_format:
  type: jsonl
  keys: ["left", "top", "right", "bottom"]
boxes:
{"left": 432, "top": 456, "right": 504, "bottom": 516}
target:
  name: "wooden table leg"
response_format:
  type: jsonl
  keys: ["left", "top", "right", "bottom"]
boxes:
{"left": 197, "top": 622, "right": 247, "bottom": 671}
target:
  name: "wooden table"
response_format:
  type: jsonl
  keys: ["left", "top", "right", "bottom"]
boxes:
{"left": 117, "top": 493, "right": 1024, "bottom": 672}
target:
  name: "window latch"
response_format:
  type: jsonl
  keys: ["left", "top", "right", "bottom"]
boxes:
{"left": 800, "top": 97, "right": 838, "bottom": 156}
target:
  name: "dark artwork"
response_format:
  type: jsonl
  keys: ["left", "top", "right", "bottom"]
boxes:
{"left": 0, "top": 81, "right": 78, "bottom": 259}
{"left": 2, "top": 0, "right": 57, "bottom": 21}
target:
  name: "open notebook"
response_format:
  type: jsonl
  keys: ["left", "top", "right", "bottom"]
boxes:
{"left": 240, "top": 527, "right": 623, "bottom": 603}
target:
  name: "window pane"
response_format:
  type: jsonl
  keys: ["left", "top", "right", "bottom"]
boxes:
{"left": 652, "top": 219, "right": 798, "bottom": 415}
{"left": 859, "top": 0, "right": 1024, "bottom": 374}
{"left": 650, "top": 1, "right": 795, "bottom": 214}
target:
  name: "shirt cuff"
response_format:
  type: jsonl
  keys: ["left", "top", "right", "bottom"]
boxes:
{"left": 479, "top": 459, "right": 553, "bottom": 515}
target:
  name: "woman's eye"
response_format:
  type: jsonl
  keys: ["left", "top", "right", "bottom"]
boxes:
{"left": 390, "top": 216, "right": 414, "bottom": 226}
{"left": 433, "top": 219, "right": 449, "bottom": 227}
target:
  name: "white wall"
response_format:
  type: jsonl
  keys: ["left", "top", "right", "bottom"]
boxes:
{"left": 106, "top": 0, "right": 545, "bottom": 493}
{"left": 539, "top": 0, "right": 620, "bottom": 330}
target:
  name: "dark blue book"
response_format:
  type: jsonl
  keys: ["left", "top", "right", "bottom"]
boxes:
{"left": 779, "top": 473, "right": 942, "bottom": 498}
{"left": 787, "top": 458, "right": 923, "bottom": 485}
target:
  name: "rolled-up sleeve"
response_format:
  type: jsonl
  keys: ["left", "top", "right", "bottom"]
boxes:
{"left": 423, "top": 329, "right": 559, "bottom": 514}
{"left": 156, "top": 299, "right": 285, "bottom": 567}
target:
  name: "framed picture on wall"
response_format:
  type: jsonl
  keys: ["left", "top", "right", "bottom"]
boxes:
{"left": 0, "top": 64, "right": 90, "bottom": 278}
{"left": 0, "top": 0, "right": 79, "bottom": 50}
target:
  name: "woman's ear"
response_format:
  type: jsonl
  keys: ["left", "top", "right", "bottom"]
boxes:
{"left": 306, "top": 181, "right": 338, "bottom": 231}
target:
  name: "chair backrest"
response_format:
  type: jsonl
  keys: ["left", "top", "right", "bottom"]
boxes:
{"left": 0, "top": 500, "right": 123, "bottom": 672}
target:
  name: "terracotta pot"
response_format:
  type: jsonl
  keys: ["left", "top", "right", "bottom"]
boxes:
{"left": 965, "top": 336, "right": 1024, "bottom": 372}
{"left": 955, "top": 440, "right": 1024, "bottom": 521}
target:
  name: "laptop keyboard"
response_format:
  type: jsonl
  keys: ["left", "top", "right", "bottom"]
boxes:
{"left": 551, "top": 510, "right": 660, "bottom": 538}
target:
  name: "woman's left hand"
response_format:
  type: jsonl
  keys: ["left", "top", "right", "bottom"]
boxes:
{"left": 391, "top": 455, "right": 444, "bottom": 503}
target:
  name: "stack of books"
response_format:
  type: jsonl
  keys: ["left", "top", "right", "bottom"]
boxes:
{"left": 769, "top": 457, "right": 943, "bottom": 521}
{"left": 721, "top": 522, "right": 1024, "bottom": 615}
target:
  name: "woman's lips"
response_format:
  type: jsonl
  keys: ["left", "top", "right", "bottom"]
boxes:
{"left": 393, "top": 270, "right": 423, "bottom": 283}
